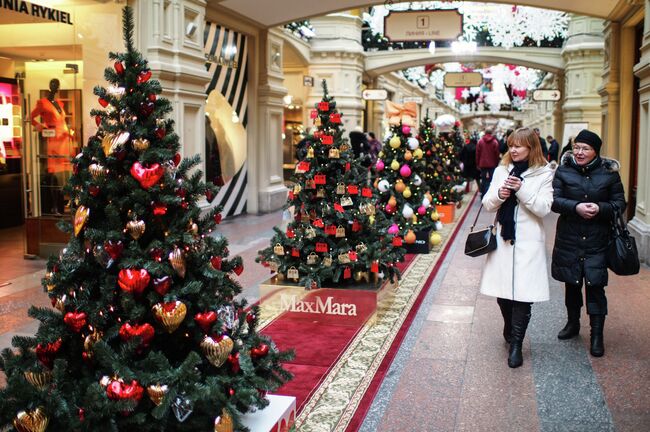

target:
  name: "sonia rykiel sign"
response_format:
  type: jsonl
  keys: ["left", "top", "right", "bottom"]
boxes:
{"left": 1, "top": 0, "right": 73, "bottom": 25}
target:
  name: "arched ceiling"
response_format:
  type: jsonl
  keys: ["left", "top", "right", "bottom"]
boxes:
{"left": 210, "top": 0, "right": 621, "bottom": 28}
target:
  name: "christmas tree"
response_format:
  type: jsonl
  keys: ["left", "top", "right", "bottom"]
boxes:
{"left": 257, "top": 81, "right": 403, "bottom": 288}
{"left": 423, "top": 115, "right": 464, "bottom": 207}
{"left": 0, "top": 7, "right": 292, "bottom": 431}
{"left": 374, "top": 119, "right": 437, "bottom": 248}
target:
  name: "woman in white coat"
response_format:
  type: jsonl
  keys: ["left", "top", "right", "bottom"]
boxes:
{"left": 479, "top": 127, "right": 554, "bottom": 368}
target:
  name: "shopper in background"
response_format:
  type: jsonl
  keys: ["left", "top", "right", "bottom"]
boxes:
{"left": 349, "top": 126, "right": 370, "bottom": 163}
{"left": 551, "top": 129, "right": 626, "bottom": 357}
{"left": 479, "top": 127, "right": 554, "bottom": 368}
{"left": 476, "top": 127, "right": 501, "bottom": 196}
{"left": 546, "top": 135, "right": 560, "bottom": 163}
{"left": 367, "top": 131, "right": 382, "bottom": 164}
{"left": 560, "top": 136, "right": 574, "bottom": 159}
{"left": 533, "top": 128, "right": 548, "bottom": 159}
{"left": 459, "top": 135, "right": 480, "bottom": 191}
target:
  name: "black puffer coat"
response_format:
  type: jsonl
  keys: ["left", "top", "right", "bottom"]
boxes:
{"left": 551, "top": 152, "right": 625, "bottom": 287}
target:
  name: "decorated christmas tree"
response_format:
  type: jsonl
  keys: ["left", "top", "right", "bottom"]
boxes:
{"left": 374, "top": 113, "right": 437, "bottom": 249}
{"left": 0, "top": 7, "right": 292, "bottom": 431}
{"left": 257, "top": 81, "right": 403, "bottom": 288}
{"left": 423, "top": 114, "right": 464, "bottom": 207}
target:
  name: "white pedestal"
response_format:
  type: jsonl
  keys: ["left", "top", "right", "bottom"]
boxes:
{"left": 240, "top": 394, "right": 296, "bottom": 432}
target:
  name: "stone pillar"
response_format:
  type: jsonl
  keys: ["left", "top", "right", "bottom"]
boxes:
{"left": 598, "top": 21, "right": 621, "bottom": 159}
{"left": 629, "top": 0, "right": 650, "bottom": 264}
{"left": 307, "top": 13, "right": 365, "bottom": 134}
{"left": 370, "top": 76, "right": 387, "bottom": 138}
{"left": 132, "top": 0, "right": 209, "bottom": 176}
{"left": 255, "top": 29, "right": 289, "bottom": 213}
{"left": 553, "top": 72, "right": 565, "bottom": 141}
{"left": 561, "top": 15, "right": 606, "bottom": 136}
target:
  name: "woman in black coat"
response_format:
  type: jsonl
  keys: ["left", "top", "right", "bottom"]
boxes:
{"left": 551, "top": 129, "right": 626, "bottom": 357}
{"left": 459, "top": 136, "right": 480, "bottom": 190}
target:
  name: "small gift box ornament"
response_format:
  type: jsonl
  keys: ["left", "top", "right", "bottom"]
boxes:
{"left": 286, "top": 228, "right": 295, "bottom": 238}
{"left": 307, "top": 253, "right": 319, "bottom": 265}
{"left": 313, "top": 218, "right": 324, "bottom": 228}
{"left": 329, "top": 148, "right": 340, "bottom": 158}
{"left": 321, "top": 135, "right": 333, "bottom": 145}
{"left": 306, "top": 147, "right": 314, "bottom": 158}
{"left": 291, "top": 248, "right": 300, "bottom": 257}
{"left": 358, "top": 204, "right": 368, "bottom": 215}
{"left": 329, "top": 113, "right": 341, "bottom": 123}
{"left": 305, "top": 227, "right": 316, "bottom": 239}
{"left": 325, "top": 225, "right": 337, "bottom": 236}
{"left": 371, "top": 260, "right": 379, "bottom": 273}
{"left": 343, "top": 267, "right": 352, "bottom": 279}
{"left": 287, "top": 267, "right": 299, "bottom": 280}
{"left": 315, "top": 242, "right": 328, "bottom": 253}
{"left": 336, "top": 225, "right": 346, "bottom": 238}
{"left": 336, "top": 183, "right": 346, "bottom": 195}
{"left": 323, "top": 255, "right": 333, "bottom": 267}
{"left": 318, "top": 101, "right": 329, "bottom": 111}
{"left": 347, "top": 185, "right": 359, "bottom": 195}
{"left": 314, "top": 117, "right": 322, "bottom": 127}
{"left": 340, "top": 143, "right": 350, "bottom": 152}
{"left": 362, "top": 187, "right": 372, "bottom": 198}
{"left": 273, "top": 244, "right": 285, "bottom": 255}
{"left": 295, "top": 161, "right": 310, "bottom": 173}
{"left": 305, "top": 179, "right": 316, "bottom": 189}
{"left": 356, "top": 243, "right": 368, "bottom": 253}
{"left": 314, "top": 174, "right": 326, "bottom": 185}
{"left": 366, "top": 204, "right": 376, "bottom": 215}
{"left": 310, "top": 109, "right": 318, "bottom": 119}
{"left": 316, "top": 187, "right": 326, "bottom": 198}
{"left": 352, "top": 220, "right": 362, "bottom": 232}
{"left": 338, "top": 253, "right": 351, "bottom": 264}
{"left": 340, "top": 196, "right": 353, "bottom": 207}
{"left": 293, "top": 184, "right": 302, "bottom": 194}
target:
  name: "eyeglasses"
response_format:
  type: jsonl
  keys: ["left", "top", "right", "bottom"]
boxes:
{"left": 572, "top": 145, "right": 594, "bottom": 154}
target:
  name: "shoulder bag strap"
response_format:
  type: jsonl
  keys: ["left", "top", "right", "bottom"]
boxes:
{"left": 469, "top": 203, "right": 500, "bottom": 232}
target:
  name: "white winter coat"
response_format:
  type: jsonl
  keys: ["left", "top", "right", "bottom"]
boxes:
{"left": 479, "top": 163, "right": 554, "bottom": 302}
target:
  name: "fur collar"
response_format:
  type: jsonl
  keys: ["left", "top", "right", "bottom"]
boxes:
{"left": 560, "top": 151, "right": 620, "bottom": 172}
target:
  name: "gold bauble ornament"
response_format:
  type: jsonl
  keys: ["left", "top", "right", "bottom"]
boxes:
{"left": 413, "top": 148, "right": 423, "bottom": 159}
{"left": 101, "top": 133, "right": 115, "bottom": 156}
{"left": 378, "top": 151, "right": 384, "bottom": 158}
{"left": 45, "top": 272, "right": 56, "bottom": 292}
{"left": 200, "top": 335, "right": 234, "bottom": 367}
{"left": 394, "top": 180, "right": 406, "bottom": 193}
{"left": 430, "top": 232, "right": 442, "bottom": 246}
{"left": 126, "top": 219, "right": 146, "bottom": 240}
{"left": 431, "top": 211, "right": 440, "bottom": 221}
{"left": 147, "top": 384, "right": 169, "bottom": 406}
{"left": 369, "top": 215, "right": 375, "bottom": 224}
{"left": 84, "top": 329, "right": 103, "bottom": 354}
{"left": 188, "top": 220, "right": 199, "bottom": 237}
{"left": 214, "top": 409, "right": 234, "bottom": 432}
{"left": 404, "top": 150, "right": 413, "bottom": 161}
{"left": 52, "top": 294, "right": 66, "bottom": 312}
{"left": 403, "top": 187, "right": 412, "bottom": 199}
{"left": 132, "top": 138, "right": 150, "bottom": 152}
{"left": 169, "top": 247, "right": 186, "bottom": 278}
{"left": 73, "top": 205, "right": 90, "bottom": 237}
{"left": 306, "top": 147, "right": 314, "bottom": 158}
{"left": 404, "top": 230, "right": 417, "bottom": 244}
{"left": 13, "top": 407, "right": 48, "bottom": 432}
{"left": 89, "top": 163, "right": 106, "bottom": 180}
{"left": 388, "top": 196, "right": 397, "bottom": 207}
{"left": 389, "top": 135, "right": 401, "bottom": 148}
{"left": 152, "top": 301, "right": 187, "bottom": 333}
{"left": 24, "top": 371, "right": 52, "bottom": 390}
{"left": 390, "top": 160, "right": 400, "bottom": 171}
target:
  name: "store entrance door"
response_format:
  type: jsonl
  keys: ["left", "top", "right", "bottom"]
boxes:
{"left": 0, "top": 77, "right": 24, "bottom": 229}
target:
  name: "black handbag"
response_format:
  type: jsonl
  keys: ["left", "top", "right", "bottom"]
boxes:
{"left": 464, "top": 204, "right": 498, "bottom": 257}
{"left": 607, "top": 206, "right": 640, "bottom": 275}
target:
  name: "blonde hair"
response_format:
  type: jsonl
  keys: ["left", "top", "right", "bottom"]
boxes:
{"left": 501, "top": 127, "right": 547, "bottom": 167}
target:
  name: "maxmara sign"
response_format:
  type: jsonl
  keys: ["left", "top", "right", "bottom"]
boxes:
{"left": 1, "top": 1, "right": 73, "bottom": 25}
{"left": 280, "top": 294, "right": 358, "bottom": 316}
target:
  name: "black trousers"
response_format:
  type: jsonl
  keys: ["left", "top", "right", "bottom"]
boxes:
{"left": 565, "top": 282, "right": 607, "bottom": 315}
{"left": 479, "top": 167, "right": 496, "bottom": 196}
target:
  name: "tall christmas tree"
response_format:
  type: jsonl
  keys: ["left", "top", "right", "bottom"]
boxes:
{"left": 0, "top": 7, "right": 291, "bottom": 431}
{"left": 257, "top": 81, "right": 403, "bottom": 288}
{"left": 422, "top": 115, "right": 464, "bottom": 206}
{"left": 374, "top": 120, "right": 437, "bottom": 247}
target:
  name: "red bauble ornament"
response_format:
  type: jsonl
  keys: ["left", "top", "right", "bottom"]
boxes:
{"left": 205, "top": 189, "right": 215, "bottom": 203}
{"left": 148, "top": 93, "right": 156, "bottom": 102}
{"left": 152, "top": 275, "right": 172, "bottom": 295}
{"left": 35, "top": 339, "right": 62, "bottom": 368}
{"left": 214, "top": 213, "right": 222, "bottom": 224}
{"left": 106, "top": 380, "right": 144, "bottom": 402}
{"left": 251, "top": 343, "right": 269, "bottom": 358}
{"left": 233, "top": 264, "right": 244, "bottom": 276}
{"left": 130, "top": 162, "right": 164, "bottom": 189}
{"left": 181, "top": 201, "right": 189, "bottom": 210}
{"left": 229, "top": 388, "right": 235, "bottom": 397}
{"left": 64, "top": 311, "right": 87, "bottom": 333}
{"left": 194, "top": 311, "right": 217, "bottom": 333}
{"left": 88, "top": 185, "right": 100, "bottom": 197}
{"left": 114, "top": 61, "right": 125, "bottom": 74}
{"left": 95, "top": 115, "right": 101, "bottom": 126}
{"left": 210, "top": 256, "right": 222, "bottom": 270}
{"left": 286, "top": 228, "right": 295, "bottom": 238}
{"left": 152, "top": 202, "right": 168, "bottom": 216}
{"left": 155, "top": 127, "right": 167, "bottom": 140}
{"left": 117, "top": 268, "right": 151, "bottom": 295}
{"left": 246, "top": 313, "right": 255, "bottom": 324}
{"left": 149, "top": 248, "right": 164, "bottom": 261}
{"left": 98, "top": 97, "right": 109, "bottom": 108}
{"left": 228, "top": 352, "right": 240, "bottom": 373}
{"left": 78, "top": 408, "right": 85, "bottom": 422}
{"left": 104, "top": 240, "right": 124, "bottom": 260}
{"left": 119, "top": 322, "right": 154, "bottom": 347}
{"left": 137, "top": 70, "right": 152, "bottom": 84}
{"left": 176, "top": 188, "right": 187, "bottom": 199}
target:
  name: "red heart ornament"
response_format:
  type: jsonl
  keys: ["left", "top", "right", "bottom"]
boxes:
{"left": 98, "top": 97, "right": 109, "bottom": 107}
{"left": 210, "top": 256, "right": 222, "bottom": 270}
{"left": 205, "top": 189, "right": 215, "bottom": 203}
{"left": 104, "top": 240, "right": 124, "bottom": 260}
{"left": 137, "top": 70, "right": 152, "bottom": 84}
{"left": 228, "top": 352, "right": 240, "bottom": 373}
{"left": 130, "top": 162, "right": 164, "bottom": 189}
{"left": 114, "top": 61, "right": 125, "bottom": 74}
{"left": 119, "top": 322, "right": 154, "bottom": 347}
{"left": 152, "top": 202, "right": 167, "bottom": 216}
{"left": 35, "top": 339, "right": 62, "bottom": 368}
{"left": 152, "top": 276, "right": 172, "bottom": 295}
{"left": 139, "top": 101, "right": 155, "bottom": 117}
{"left": 214, "top": 213, "right": 222, "bottom": 224}
{"left": 194, "top": 311, "right": 217, "bottom": 333}
{"left": 95, "top": 115, "right": 101, "bottom": 126}
{"left": 88, "top": 185, "right": 100, "bottom": 197}
{"left": 106, "top": 380, "right": 144, "bottom": 401}
{"left": 64, "top": 311, "right": 87, "bottom": 333}
{"left": 233, "top": 264, "right": 244, "bottom": 276}
{"left": 118, "top": 268, "right": 150, "bottom": 295}
{"left": 155, "top": 127, "right": 167, "bottom": 140}
{"left": 172, "top": 152, "right": 181, "bottom": 166}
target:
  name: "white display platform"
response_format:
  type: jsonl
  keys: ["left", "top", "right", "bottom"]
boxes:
{"left": 240, "top": 394, "right": 296, "bottom": 432}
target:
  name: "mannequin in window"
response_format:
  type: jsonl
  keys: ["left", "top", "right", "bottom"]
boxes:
{"left": 31, "top": 78, "right": 73, "bottom": 214}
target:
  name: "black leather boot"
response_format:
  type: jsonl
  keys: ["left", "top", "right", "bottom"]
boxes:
{"left": 589, "top": 314, "right": 605, "bottom": 357}
{"left": 497, "top": 298, "right": 512, "bottom": 343}
{"left": 557, "top": 307, "right": 581, "bottom": 340}
{"left": 508, "top": 302, "right": 531, "bottom": 368}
